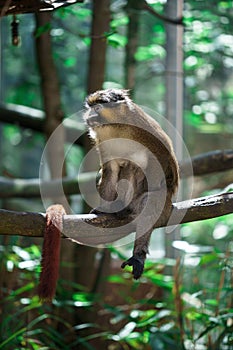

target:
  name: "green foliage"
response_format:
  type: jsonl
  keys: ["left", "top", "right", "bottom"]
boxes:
{"left": 2, "top": 243, "right": 231, "bottom": 349}
{"left": 1, "top": 0, "right": 233, "bottom": 349}
{"left": 107, "top": 33, "right": 127, "bottom": 48}
{"left": 135, "top": 44, "right": 165, "bottom": 62}
{"left": 0, "top": 244, "right": 98, "bottom": 350}
{"left": 110, "top": 15, "right": 129, "bottom": 30}
{"left": 105, "top": 251, "right": 233, "bottom": 350}
{"left": 34, "top": 22, "right": 52, "bottom": 38}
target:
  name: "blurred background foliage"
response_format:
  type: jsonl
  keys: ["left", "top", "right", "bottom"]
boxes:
{"left": 0, "top": 0, "right": 233, "bottom": 349}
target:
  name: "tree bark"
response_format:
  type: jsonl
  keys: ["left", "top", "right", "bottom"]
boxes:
{"left": 0, "top": 192, "right": 232, "bottom": 241}
{"left": 35, "top": 12, "right": 66, "bottom": 180}
{"left": 87, "top": 0, "right": 110, "bottom": 93}
{"left": 124, "top": 0, "right": 142, "bottom": 92}
{"left": 0, "top": 103, "right": 85, "bottom": 145}
{"left": 0, "top": 149, "right": 232, "bottom": 198}
{"left": 180, "top": 149, "right": 233, "bottom": 177}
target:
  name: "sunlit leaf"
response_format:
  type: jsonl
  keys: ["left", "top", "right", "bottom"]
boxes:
{"left": 150, "top": 274, "right": 174, "bottom": 289}
{"left": 135, "top": 44, "right": 165, "bottom": 61}
{"left": 107, "top": 274, "right": 126, "bottom": 284}
{"left": 205, "top": 299, "right": 219, "bottom": 306}
{"left": 64, "top": 57, "right": 76, "bottom": 67}
{"left": 111, "top": 16, "right": 129, "bottom": 29}
{"left": 107, "top": 33, "right": 127, "bottom": 47}
{"left": 199, "top": 252, "right": 219, "bottom": 265}
{"left": 186, "top": 311, "right": 204, "bottom": 321}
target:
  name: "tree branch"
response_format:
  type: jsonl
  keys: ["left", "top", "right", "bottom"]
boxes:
{"left": 0, "top": 150, "right": 232, "bottom": 198}
{"left": 180, "top": 149, "right": 233, "bottom": 178}
{"left": 0, "top": 192, "right": 232, "bottom": 244}
{"left": 142, "top": 1, "right": 183, "bottom": 26}
{"left": 1, "top": 103, "right": 233, "bottom": 178}
{"left": 0, "top": 172, "right": 95, "bottom": 198}
{"left": 0, "top": 103, "right": 85, "bottom": 145}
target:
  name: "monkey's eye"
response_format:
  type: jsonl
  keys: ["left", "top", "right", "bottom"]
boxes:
{"left": 94, "top": 104, "right": 103, "bottom": 113}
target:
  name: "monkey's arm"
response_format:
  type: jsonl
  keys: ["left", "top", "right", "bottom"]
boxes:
{"left": 38, "top": 204, "right": 66, "bottom": 302}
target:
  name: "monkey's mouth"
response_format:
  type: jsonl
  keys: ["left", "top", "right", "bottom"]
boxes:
{"left": 87, "top": 115, "right": 101, "bottom": 127}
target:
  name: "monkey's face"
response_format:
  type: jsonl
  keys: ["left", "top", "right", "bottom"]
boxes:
{"left": 83, "top": 89, "right": 133, "bottom": 132}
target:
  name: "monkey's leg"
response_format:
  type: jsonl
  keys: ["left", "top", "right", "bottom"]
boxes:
{"left": 121, "top": 229, "right": 152, "bottom": 279}
{"left": 121, "top": 190, "right": 156, "bottom": 279}
{"left": 121, "top": 188, "right": 171, "bottom": 279}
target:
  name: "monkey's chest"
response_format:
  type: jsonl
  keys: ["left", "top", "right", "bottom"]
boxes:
{"left": 98, "top": 138, "right": 149, "bottom": 170}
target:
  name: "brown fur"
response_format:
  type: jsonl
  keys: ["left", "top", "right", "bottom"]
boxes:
{"left": 84, "top": 89, "right": 179, "bottom": 279}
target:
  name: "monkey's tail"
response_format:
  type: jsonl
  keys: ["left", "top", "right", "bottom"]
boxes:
{"left": 38, "top": 205, "right": 66, "bottom": 302}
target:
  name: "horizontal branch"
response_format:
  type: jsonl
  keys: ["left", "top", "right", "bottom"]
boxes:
{"left": 0, "top": 192, "right": 232, "bottom": 244}
{"left": 0, "top": 150, "right": 232, "bottom": 198}
{"left": 0, "top": 172, "right": 95, "bottom": 198}
{"left": 1, "top": 103, "right": 233, "bottom": 180}
{"left": 180, "top": 149, "right": 233, "bottom": 178}
{"left": 0, "top": 103, "right": 85, "bottom": 145}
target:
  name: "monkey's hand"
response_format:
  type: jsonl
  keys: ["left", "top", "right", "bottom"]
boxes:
{"left": 121, "top": 226, "right": 154, "bottom": 280}
{"left": 121, "top": 256, "right": 145, "bottom": 280}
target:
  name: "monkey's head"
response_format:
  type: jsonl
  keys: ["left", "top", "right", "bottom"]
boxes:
{"left": 83, "top": 89, "right": 133, "bottom": 130}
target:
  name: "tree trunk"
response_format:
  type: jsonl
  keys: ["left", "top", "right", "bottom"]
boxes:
{"left": 87, "top": 0, "right": 110, "bottom": 93}
{"left": 35, "top": 12, "right": 66, "bottom": 181}
{"left": 125, "top": 0, "right": 142, "bottom": 93}
{"left": 165, "top": 0, "right": 184, "bottom": 259}
{"left": 35, "top": 13, "right": 75, "bottom": 321}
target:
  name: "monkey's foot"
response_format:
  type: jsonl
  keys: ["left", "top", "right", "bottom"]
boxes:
{"left": 121, "top": 256, "right": 145, "bottom": 280}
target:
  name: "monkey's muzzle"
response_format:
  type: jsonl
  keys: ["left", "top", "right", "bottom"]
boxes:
{"left": 85, "top": 111, "right": 103, "bottom": 127}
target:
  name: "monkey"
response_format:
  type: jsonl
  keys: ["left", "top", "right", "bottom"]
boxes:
{"left": 83, "top": 89, "right": 179, "bottom": 279}
{"left": 38, "top": 204, "right": 66, "bottom": 302}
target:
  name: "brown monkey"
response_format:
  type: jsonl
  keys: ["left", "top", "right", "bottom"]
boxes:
{"left": 38, "top": 204, "right": 66, "bottom": 302}
{"left": 84, "top": 89, "right": 179, "bottom": 279}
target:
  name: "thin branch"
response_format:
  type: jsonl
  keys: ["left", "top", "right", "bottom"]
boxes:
{"left": 0, "top": 103, "right": 85, "bottom": 145}
{"left": 142, "top": 1, "right": 183, "bottom": 26}
{"left": 1, "top": 103, "right": 233, "bottom": 178}
{"left": 0, "top": 150, "right": 232, "bottom": 199}
{"left": 0, "top": 192, "right": 232, "bottom": 244}
{"left": 180, "top": 150, "right": 233, "bottom": 178}
{"left": 0, "top": 0, "right": 12, "bottom": 17}
{"left": 0, "top": 172, "right": 95, "bottom": 198}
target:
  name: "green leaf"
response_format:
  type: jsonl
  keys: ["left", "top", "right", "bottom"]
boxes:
{"left": 64, "top": 57, "right": 76, "bottom": 67}
{"left": 82, "top": 37, "right": 91, "bottom": 46}
{"left": 150, "top": 274, "right": 174, "bottom": 290}
{"left": 0, "top": 327, "right": 27, "bottom": 348}
{"left": 9, "top": 282, "right": 35, "bottom": 297}
{"left": 72, "top": 292, "right": 93, "bottom": 307}
{"left": 117, "top": 322, "right": 136, "bottom": 339}
{"left": 107, "top": 274, "right": 126, "bottom": 284}
{"left": 111, "top": 16, "right": 129, "bottom": 30}
{"left": 135, "top": 45, "right": 165, "bottom": 62}
{"left": 199, "top": 252, "right": 219, "bottom": 265}
{"left": 107, "top": 33, "right": 127, "bottom": 48}
{"left": 205, "top": 299, "right": 219, "bottom": 306}
{"left": 137, "top": 310, "right": 171, "bottom": 328}
{"left": 34, "top": 23, "right": 51, "bottom": 38}
{"left": 186, "top": 311, "right": 204, "bottom": 321}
